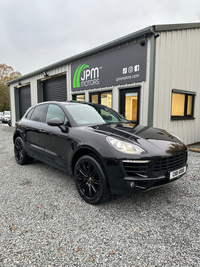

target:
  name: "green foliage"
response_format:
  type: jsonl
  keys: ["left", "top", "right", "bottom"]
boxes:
{"left": 0, "top": 82, "right": 10, "bottom": 111}
{"left": 0, "top": 64, "right": 22, "bottom": 112}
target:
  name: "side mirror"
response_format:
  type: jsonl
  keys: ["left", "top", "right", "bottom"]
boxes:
{"left": 47, "top": 117, "right": 64, "bottom": 126}
{"left": 47, "top": 118, "right": 68, "bottom": 133}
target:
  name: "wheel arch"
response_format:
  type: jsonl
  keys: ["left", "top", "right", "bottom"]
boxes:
{"left": 71, "top": 146, "right": 106, "bottom": 176}
{"left": 13, "top": 131, "right": 23, "bottom": 144}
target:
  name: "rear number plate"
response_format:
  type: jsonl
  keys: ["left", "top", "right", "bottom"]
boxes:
{"left": 169, "top": 166, "right": 186, "bottom": 180}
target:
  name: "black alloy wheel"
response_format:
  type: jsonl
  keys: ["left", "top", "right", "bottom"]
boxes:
{"left": 74, "top": 154, "right": 111, "bottom": 204}
{"left": 14, "top": 137, "right": 33, "bottom": 165}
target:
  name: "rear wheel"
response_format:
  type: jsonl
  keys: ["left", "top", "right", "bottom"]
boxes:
{"left": 14, "top": 137, "right": 33, "bottom": 165}
{"left": 74, "top": 154, "right": 111, "bottom": 204}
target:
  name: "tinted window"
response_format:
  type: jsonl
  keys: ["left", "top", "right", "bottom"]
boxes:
{"left": 46, "top": 104, "right": 69, "bottom": 126}
{"left": 26, "top": 108, "right": 34, "bottom": 120}
{"left": 31, "top": 105, "right": 46, "bottom": 122}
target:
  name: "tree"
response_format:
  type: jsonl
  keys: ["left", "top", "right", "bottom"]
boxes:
{"left": 0, "top": 63, "right": 22, "bottom": 111}
{"left": 0, "top": 63, "right": 21, "bottom": 81}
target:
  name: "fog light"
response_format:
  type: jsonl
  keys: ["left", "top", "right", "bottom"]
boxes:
{"left": 130, "top": 182, "right": 135, "bottom": 188}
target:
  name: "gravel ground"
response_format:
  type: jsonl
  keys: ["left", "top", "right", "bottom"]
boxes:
{"left": 0, "top": 124, "right": 199, "bottom": 267}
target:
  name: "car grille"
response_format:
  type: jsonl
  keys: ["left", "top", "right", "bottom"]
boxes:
{"left": 122, "top": 152, "right": 187, "bottom": 177}
{"left": 153, "top": 152, "right": 187, "bottom": 176}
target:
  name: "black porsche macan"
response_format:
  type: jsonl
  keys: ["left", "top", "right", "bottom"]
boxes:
{"left": 13, "top": 101, "right": 188, "bottom": 204}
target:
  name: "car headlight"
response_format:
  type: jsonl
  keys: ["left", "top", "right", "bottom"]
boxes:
{"left": 106, "top": 136, "right": 145, "bottom": 154}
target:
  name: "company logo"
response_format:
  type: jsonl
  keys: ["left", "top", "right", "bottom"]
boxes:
{"left": 73, "top": 64, "right": 100, "bottom": 88}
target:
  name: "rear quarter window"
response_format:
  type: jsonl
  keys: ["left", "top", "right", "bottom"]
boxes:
{"left": 30, "top": 105, "right": 47, "bottom": 122}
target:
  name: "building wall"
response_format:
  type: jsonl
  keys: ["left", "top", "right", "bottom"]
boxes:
{"left": 10, "top": 65, "right": 68, "bottom": 126}
{"left": 153, "top": 28, "right": 200, "bottom": 144}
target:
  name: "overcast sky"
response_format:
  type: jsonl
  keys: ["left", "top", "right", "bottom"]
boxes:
{"left": 1, "top": 0, "right": 200, "bottom": 76}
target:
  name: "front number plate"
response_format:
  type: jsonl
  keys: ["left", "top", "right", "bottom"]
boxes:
{"left": 169, "top": 166, "right": 186, "bottom": 180}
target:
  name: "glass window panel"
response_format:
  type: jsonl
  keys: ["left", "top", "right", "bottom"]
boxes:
{"left": 125, "top": 92, "right": 138, "bottom": 121}
{"left": 187, "top": 95, "right": 193, "bottom": 115}
{"left": 76, "top": 94, "right": 85, "bottom": 102}
{"left": 171, "top": 93, "right": 185, "bottom": 116}
{"left": 26, "top": 108, "right": 34, "bottom": 120}
{"left": 31, "top": 105, "right": 46, "bottom": 122}
{"left": 46, "top": 104, "right": 66, "bottom": 123}
{"left": 91, "top": 94, "right": 98, "bottom": 104}
{"left": 65, "top": 104, "right": 104, "bottom": 125}
{"left": 101, "top": 92, "right": 112, "bottom": 108}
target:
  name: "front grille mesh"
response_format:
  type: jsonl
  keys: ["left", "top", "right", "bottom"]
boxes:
{"left": 123, "top": 152, "right": 187, "bottom": 177}
{"left": 153, "top": 152, "right": 187, "bottom": 175}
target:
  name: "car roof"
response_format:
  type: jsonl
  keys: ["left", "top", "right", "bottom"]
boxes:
{"left": 65, "top": 100, "right": 110, "bottom": 109}
{"left": 26, "top": 100, "right": 111, "bottom": 113}
{"left": 34, "top": 100, "right": 109, "bottom": 109}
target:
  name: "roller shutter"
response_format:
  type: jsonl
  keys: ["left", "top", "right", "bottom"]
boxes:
{"left": 19, "top": 85, "right": 31, "bottom": 118}
{"left": 43, "top": 75, "right": 67, "bottom": 101}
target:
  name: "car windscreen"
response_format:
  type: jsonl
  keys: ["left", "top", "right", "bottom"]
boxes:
{"left": 92, "top": 106, "right": 128, "bottom": 123}
{"left": 4, "top": 111, "right": 10, "bottom": 115}
{"left": 64, "top": 104, "right": 105, "bottom": 125}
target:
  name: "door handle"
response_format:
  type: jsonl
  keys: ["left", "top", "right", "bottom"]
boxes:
{"left": 39, "top": 129, "right": 46, "bottom": 133}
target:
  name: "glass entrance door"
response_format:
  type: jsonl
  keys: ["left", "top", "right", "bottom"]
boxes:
{"left": 120, "top": 88, "right": 140, "bottom": 124}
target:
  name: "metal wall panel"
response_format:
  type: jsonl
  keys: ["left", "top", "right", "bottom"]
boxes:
{"left": 153, "top": 28, "right": 200, "bottom": 144}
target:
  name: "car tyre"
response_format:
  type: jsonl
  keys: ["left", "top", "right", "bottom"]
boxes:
{"left": 14, "top": 136, "right": 33, "bottom": 165}
{"left": 74, "top": 154, "right": 111, "bottom": 204}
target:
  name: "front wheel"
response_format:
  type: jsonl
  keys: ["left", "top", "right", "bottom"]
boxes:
{"left": 14, "top": 137, "right": 33, "bottom": 165}
{"left": 74, "top": 155, "right": 111, "bottom": 204}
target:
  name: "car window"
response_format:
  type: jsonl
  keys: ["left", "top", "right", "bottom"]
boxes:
{"left": 26, "top": 108, "right": 34, "bottom": 120}
{"left": 65, "top": 104, "right": 105, "bottom": 125}
{"left": 99, "top": 109, "right": 119, "bottom": 122}
{"left": 92, "top": 106, "right": 127, "bottom": 123}
{"left": 46, "top": 104, "right": 69, "bottom": 126}
{"left": 30, "top": 105, "right": 47, "bottom": 122}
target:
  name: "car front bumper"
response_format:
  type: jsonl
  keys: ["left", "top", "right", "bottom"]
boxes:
{"left": 104, "top": 152, "right": 188, "bottom": 195}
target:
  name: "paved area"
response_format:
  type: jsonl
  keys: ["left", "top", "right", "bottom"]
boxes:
{"left": 0, "top": 125, "right": 199, "bottom": 266}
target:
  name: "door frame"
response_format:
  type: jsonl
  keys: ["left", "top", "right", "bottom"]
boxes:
{"left": 119, "top": 87, "right": 140, "bottom": 125}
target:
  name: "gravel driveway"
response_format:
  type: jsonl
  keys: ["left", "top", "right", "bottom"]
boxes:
{"left": 0, "top": 125, "right": 199, "bottom": 267}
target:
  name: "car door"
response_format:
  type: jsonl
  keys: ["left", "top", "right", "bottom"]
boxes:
{"left": 23, "top": 104, "right": 47, "bottom": 159}
{"left": 39, "top": 104, "right": 70, "bottom": 171}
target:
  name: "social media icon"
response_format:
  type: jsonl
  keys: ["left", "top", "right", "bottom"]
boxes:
{"left": 123, "top": 68, "right": 127, "bottom": 74}
{"left": 134, "top": 65, "right": 140, "bottom": 72}
{"left": 128, "top": 66, "right": 133, "bottom": 73}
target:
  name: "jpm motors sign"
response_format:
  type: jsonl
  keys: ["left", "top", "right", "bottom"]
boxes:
{"left": 71, "top": 42, "right": 147, "bottom": 91}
